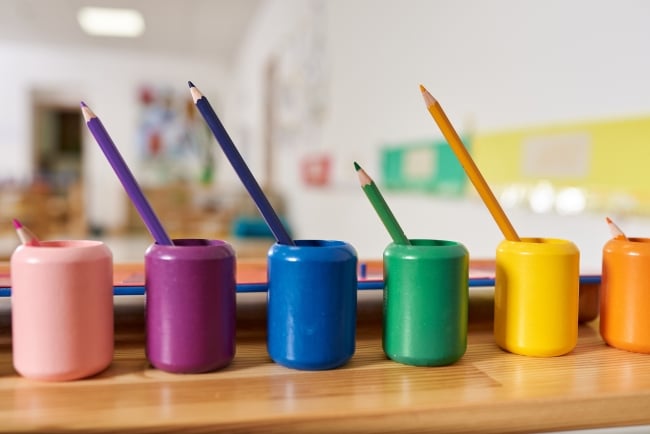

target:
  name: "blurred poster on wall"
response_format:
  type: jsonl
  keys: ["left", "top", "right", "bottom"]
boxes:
{"left": 135, "top": 85, "right": 215, "bottom": 186}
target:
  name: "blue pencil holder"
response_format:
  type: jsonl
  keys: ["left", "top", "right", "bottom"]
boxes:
{"left": 267, "top": 240, "right": 358, "bottom": 370}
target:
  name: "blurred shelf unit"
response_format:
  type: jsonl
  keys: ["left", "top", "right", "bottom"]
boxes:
{"left": 0, "top": 179, "right": 86, "bottom": 241}
{"left": 124, "top": 182, "right": 288, "bottom": 242}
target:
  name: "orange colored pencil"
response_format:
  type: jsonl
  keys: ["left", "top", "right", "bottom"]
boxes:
{"left": 605, "top": 216, "right": 627, "bottom": 240}
{"left": 420, "top": 84, "right": 520, "bottom": 242}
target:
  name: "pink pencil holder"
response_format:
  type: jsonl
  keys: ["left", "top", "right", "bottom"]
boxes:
{"left": 11, "top": 240, "right": 114, "bottom": 381}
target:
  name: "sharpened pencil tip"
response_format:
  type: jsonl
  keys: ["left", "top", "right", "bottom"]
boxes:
{"left": 189, "top": 84, "right": 203, "bottom": 103}
{"left": 355, "top": 163, "right": 372, "bottom": 186}
{"left": 12, "top": 218, "right": 21, "bottom": 229}
{"left": 419, "top": 84, "right": 436, "bottom": 106}
{"left": 606, "top": 217, "right": 613, "bottom": 224}
{"left": 80, "top": 102, "right": 95, "bottom": 121}
{"left": 188, "top": 81, "right": 195, "bottom": 88}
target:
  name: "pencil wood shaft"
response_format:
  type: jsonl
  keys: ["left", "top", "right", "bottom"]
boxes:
{"left": 362, "top": 183, "right": 410, "bottom": 245}
{"left": 420, "top": 86, "right": 520, "bottom": 242}
{"left": 82, "top": 104, "right": 173, "bottom": 246}
{"left": 355, "top": 163, "right": 410, "bottom": 245}
{"left": 190, "top": 83, "right": 294, "bottom": 245}
{"left": 13, "top": 219, "right": 40, "bottom": 246}
{"left": 606, "top": 217, "right": 627, "bottom": 240}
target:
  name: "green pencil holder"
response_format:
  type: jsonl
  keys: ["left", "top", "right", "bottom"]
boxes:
{"left": 383, "top": 239, "right": 469, "bottom": 366}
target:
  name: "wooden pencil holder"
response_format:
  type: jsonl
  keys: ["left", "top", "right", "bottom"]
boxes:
{"left": 11, "top": 240, "right": 114, "bottom": 381}
{"left": 145, "top": 239, "right": 236, "bottom": 373}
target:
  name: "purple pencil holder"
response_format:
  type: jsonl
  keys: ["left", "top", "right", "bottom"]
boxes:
{"left": 145, "top": 239, "right": 236, "bottom": 373}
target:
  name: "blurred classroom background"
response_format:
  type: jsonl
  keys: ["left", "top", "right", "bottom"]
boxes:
{"left": 1, "top": 0, "right": 650, "bottom": 268}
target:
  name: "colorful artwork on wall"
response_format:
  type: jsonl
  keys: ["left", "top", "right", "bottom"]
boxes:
{"left": 136, "top": 85, "right": 214, "bottom": 186}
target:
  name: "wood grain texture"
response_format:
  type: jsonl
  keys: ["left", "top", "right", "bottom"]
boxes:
{"left": 0, "top": 290, "right": 647, "bottom": 433}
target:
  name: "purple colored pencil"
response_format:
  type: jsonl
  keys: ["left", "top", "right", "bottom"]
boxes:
{"left": 188, "top": 81, "right": 294, "bottom": 246}
{"left": 81, "top": 102, "right": 173, "bottom": 246}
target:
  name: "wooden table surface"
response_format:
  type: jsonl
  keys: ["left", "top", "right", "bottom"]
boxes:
{"left": 1, "top": 287, "right": 649, "bottom": 433}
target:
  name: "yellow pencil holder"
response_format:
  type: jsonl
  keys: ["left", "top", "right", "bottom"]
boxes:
{"left": 494, "top": 238, "right": 580, "bottom": 357}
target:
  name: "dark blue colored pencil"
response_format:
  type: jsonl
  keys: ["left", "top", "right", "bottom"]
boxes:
{"left": 189, "top": 81, "right": 294, "bottom": 245}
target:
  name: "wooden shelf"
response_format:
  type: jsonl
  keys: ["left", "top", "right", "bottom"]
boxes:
{"left": 1, "top": 289, "right": 649, "bottom": 433}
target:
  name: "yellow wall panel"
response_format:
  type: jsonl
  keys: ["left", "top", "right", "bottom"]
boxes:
{"left": 471, "top": 115, "right": 650, "bottom": 214}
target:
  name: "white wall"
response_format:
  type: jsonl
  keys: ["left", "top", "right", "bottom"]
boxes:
{"left": 230, "top": 0, "right": 650, "bottom": 269}
{"left": 0, "top": 40, "right": 226, "bottom": 230}
{"left": 3, "top": 1, "right": 650, "bottom": 268}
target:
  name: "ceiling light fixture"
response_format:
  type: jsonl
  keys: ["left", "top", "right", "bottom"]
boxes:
{"left": 77, "top": 7, "right": 145, "bottom": 38}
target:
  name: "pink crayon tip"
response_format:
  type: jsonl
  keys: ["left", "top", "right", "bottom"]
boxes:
{"left": 12, "top": 218, "right": 22, "bottom": 229}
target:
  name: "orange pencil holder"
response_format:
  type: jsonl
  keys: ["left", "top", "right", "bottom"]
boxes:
{"left": 601, "top": 237, "right": 650, "bottom": 353}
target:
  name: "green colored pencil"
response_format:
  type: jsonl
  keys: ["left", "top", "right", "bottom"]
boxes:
{"left": 354, "top": 162, "right": 411, "bottom": 245}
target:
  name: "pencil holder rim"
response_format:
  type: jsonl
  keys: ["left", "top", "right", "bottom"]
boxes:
{"left": 17, "top": 240, "right": 105, "bottom": 250}
{"left": 145, "top": 239, "right": 235, "bottom": 261}
{"left": 384, "top": 239, "right": 468, "bottom": 260}
{"left": 267, "top": 240, "right": 357, "bottom": 264}
{"left": 497, "top": 237, "right": 578, "bottom": 255}
{"left": 605, "top": 237, "right": 650, "bottom": 245}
